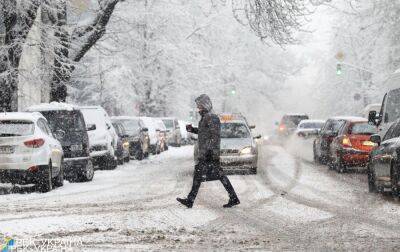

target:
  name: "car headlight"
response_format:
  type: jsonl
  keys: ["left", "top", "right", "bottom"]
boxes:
{"left": 123, "top": 142, "right": 130, "bottom": 149}
{"left": 240, "top": 146, "right": 252, "bottom": 155}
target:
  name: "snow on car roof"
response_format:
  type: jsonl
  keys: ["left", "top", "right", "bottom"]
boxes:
{"left": 331, "top": 116, "right": 367, "bottom": 122}
{"left": 0, "top": 112, "right": 44, "bottom": 121}
{"left": 26, "top": 102, "right": 79, "bottom": 112}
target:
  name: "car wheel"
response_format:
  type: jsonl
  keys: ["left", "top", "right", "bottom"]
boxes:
{"left": 135, "top": 148, "right": 144, "bottom": 160}
{"left": 39, "top": 162, "right": 53, "bottom": 193}
{"left": 391, "top": 162, "right": 400, "bottom": 198}
{"left": 368, "top": 165, "right": 377, "bottom": 193}
{"left": 118, "top": 157, "right": 124, "bottom": 165}
{"left": 124, "top": 156, "right": 130, "bottom": 163}
{"left": 53, "top": 160, "right": 64, "bottom": 187}
{"left": 81, "top": 160, "right": 95, "bottom": 182}
{"left": 108, "top": 156, "right": 118, "bottom": 169}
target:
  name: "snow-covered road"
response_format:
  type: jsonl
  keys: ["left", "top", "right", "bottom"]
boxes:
{"left": 1, "top": 143, "right": 400, "bottom": 250}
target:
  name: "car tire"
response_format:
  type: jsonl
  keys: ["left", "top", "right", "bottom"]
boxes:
{"left": 368, "top": 165, "right": 377, "bottom": 193}
{"left": 80, "top": 159, "right": 94, "bottom": 182}
{"left": 118, "top": 158, "right": 124, "bottom": 165}
{"left": 134, "top": 148, "right": 144, "bottom": 160}
{"left": 39, "top": 162, "right": 53, "bottom": 193}
{"left": 124, "top": 156, "right": 130, "bottom": 163}
{"left": 108, "top": 156, "right": 118, "bottom": 170}
{"left": 53, "top": 160, "right": 64, "bottom": 188}
{"left": 391, "top": 162, "right": 400, "bottom": 198}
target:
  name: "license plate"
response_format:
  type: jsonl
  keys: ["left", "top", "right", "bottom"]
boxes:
{"left": 0, "top": 146, "right": 14, "bottom": 154}
{"left": 70, "top": 144, "right": 83, "bottom": 151}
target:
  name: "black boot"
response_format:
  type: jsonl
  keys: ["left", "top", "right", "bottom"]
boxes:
{"left": 223, "top": 198, "right": 240, "bottom": 208}
{"left": 176, "top": 197, "right": 193, "bottom": 208}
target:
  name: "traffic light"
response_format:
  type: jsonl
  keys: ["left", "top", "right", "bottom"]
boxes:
{"left": 336, "top": 63, "right": 342, "bottom": 75}
{"left": 230, "top": 89, "right": 236, "bottom": 95}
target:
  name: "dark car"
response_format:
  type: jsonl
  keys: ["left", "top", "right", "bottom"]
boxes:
{"left": 328, "top": 118, "right": 377, "bottom": 173}
{"left": 112, "top": 122, "right": 130, "bottom": 165}
{"left": 26, "top": 103, "right": 94, "bottom": 182}
{"left": 368, "top": 119, "right": 400, "bottom": 195}
{"left": 277, "top": 114, "right": 309, "bottom": 137}
{"left": 111, "top": 116, "right": 150, "bottom": 160}
{"left": 313, "top": 117, "right": 348, "bottom": 164}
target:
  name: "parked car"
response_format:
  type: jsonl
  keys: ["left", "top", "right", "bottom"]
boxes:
{"left": 140, "top": 117, "right": 163, "bottom": 155}
{"left": 313, "top": 117, "right": 348, "bottom": 164}
{"left": 328, "top": 118, "right": 377, "bottom": 173}
{"left": 368, "top": 119, "right": 400, "bottom": 195}
{"left": 112, "top": 122, "right": 130, "bottom": 164}
{"left": 369, "top": 87, "right": 400, "bottom": 138}
{"left": 219, "top": 114, "right": 261, "bottom": 174}
{"left": 277, "top": 114, "right": 309, "bottom": 138}
{"left": 80, "top": 106, "right": 118, "bottom": 170}
{"left": 0, "top": 112, "right": 64, "bottom": 192}
{"left": 161, "top": 117, "right": 182, "bottom": 147}
{"left": 152, "top": 118, "right": 168, "bottom": 152}
{"left": 295, "top": 119, "right": 325, "bottom": 138}
{"left": 26, "top": 102, "right": 94, "bottom": 182}
{"left": 111, "top": 116, "right": 150, "bottom": 160}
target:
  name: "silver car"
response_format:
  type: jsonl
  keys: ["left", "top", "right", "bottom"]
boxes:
{"left": 219, "top": 119, "right": 260, "bottom": 174}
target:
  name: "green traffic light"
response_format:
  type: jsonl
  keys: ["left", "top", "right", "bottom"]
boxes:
{"left": 231, "top": 90, "right": 236, "bottom": 95}
{"left": 336, "top": 64, "right": 342, "bottom": 75}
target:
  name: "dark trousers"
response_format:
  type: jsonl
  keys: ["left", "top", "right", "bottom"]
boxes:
{"left": 187, "top": 174, "right": 239, "bottom": 203}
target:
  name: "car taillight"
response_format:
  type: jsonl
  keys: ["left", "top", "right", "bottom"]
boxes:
{"left": 342, "top": 136, "right": 352, "bottom": 148}
{"left": 24, "top": 138, "right": 45, "bottom": 148}
{"left": 279, "top": 124, "right": 286, "bottom": 131}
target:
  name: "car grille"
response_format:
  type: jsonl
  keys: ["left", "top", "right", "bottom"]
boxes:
{"left": 220, "top": 149, "right": 239, "bottom": 156}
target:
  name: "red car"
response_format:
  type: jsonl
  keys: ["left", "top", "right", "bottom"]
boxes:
{"left": 329, "top": 117, "right": 377, "bottom": 173}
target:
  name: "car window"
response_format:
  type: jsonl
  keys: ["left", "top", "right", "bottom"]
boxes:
{"left": 386, "top": 89, "right": 400, "bottom": 123}
{"left": 389, "top": 122, "right": 400, "bottom": 139}
{"left": 299, "top": 122, "right": 324, "bottom": 129}
{"left": 349, "top": 122, "right": 377, "bottom": 135}
{"left": 162, "top": 119, "right": 174, "bottom": 129}
{"left": 221, "top": 123, "right": 250, "bottom": 138}
{"left": 0, "top": 120, "right": 34, "bottom": 137}
{"left": 37, "top": 119, "right": 50, "bottom": 135}
{"left": 117, "top": 119, "right": 140, "bottom": 136}
{"left": 324, "top": 119, "right": 344, "bottom": 132}
{"left": 40, "top": 110, "right": 86, "bottom": 135}
{"left": 320, "top": 120, "right": 331, "bottom": 133}
{"left": 383, "top": 123, "right": 397, "bottom": 141}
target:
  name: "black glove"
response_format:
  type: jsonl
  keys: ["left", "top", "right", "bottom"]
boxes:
{"left": 186, "top": 124, "right": 194, "bottom": 133}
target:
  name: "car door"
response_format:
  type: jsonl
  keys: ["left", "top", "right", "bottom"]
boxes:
{"left": 315, "top": 120, "right": 330, "bottom": 157}
{"left": 330, "top": 121, "right": 349, "bottom": 161}
{"left": 371, "top": 122, "right": 400, "bottom": 180}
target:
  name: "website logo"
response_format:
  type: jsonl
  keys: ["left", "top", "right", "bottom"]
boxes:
{"left": 1, "top": 237, "right": 14, "bottom": 252}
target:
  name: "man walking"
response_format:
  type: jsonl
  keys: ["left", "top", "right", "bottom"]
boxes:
{"left": 177, "top": 94, "right": 240, "bottom": 208}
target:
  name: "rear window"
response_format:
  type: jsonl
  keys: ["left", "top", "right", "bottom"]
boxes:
{"left": 40, "top": 111, "right": 86, "bottom": 133}
{"left": 0, "top": 120, "right": 34, "bottom": 137}
{"left": 282, "top": 115, "right": 309, "bottom": 127}
{"left": 349, "top": 122, "right": 377, "bottom": 135}
{"left": 221, "top": 123, "right": 250, "bottom": 138}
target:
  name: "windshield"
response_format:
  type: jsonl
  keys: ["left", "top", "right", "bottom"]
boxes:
{"left": 299, "top": 122, "right": 325, "bottom": 129}
{"left": 162, "top": 119, "right": 174, "bottom": 129}
{"left": 0, "top": 120, "right": 34, "bottom": 137}
{"left": 81, "top": 109, "right": 106, "bottom": 129}
{"left": 349, "top": 122, "right": 377, "bottom": 135}
{"left": 40, "top": 111, "right": 85, "bottom": 134}
{"left": 221, "top": 123, "right": 250, "bottom": 138}
{"left": 116, "top": 119, "right": 140, "bottom": 136}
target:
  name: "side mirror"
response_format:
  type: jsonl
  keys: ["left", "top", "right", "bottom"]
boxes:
{"left": 106, "top": 123, "right": 111, "bottom": 130}
{"left": 370, "top": 134, "right": 381, "bottom": 145}
{"left": 274, "top": 121, "right": 279, "bottom": 126}
{"left": 87, "top": 124, "right": 96, "bottom": 131}
{"left": 141, "top": 127, "right": 149, "bottom": 132}
{"left": 54, "top": 129, "right": 66, "bottom": 140}
{"left": 253, "top": 134, "right": 262, "bottom": 139}
{"left": 368, "top": 111, "right": 377, "bottom": 125}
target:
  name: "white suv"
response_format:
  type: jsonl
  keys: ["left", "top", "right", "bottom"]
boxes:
{"left": 80, "top": 106, "right": 118, "bottom": 170}
{"left": 0, "top": 112, "right": 64, "bottom": 192}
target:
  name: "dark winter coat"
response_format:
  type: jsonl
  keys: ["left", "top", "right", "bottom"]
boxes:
{"left": 191, "top": 94, "right": 223, "bottom": 181}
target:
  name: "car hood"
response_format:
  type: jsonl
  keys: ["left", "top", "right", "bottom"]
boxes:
{"left": 221, "top": 138, "right": 253, "bottom": 150}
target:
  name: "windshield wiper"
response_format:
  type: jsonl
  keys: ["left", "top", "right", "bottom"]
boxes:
{"left": 0, "top": 133, "right": 21, "bottom": 137}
